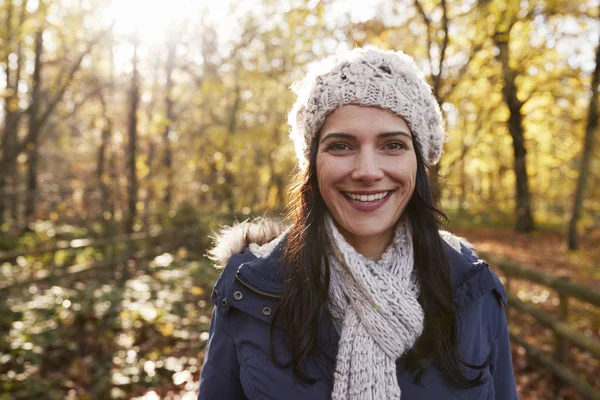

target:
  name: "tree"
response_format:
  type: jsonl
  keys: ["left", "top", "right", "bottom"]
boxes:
{"left": 567, "top": 10, "right": 600, "bottom": 250}
{"left": 490, "top": 1, "right": 536, "bottom": 232}
{"left": 24, "top": 22, "right": 45, "bottom": 224}
{"left": 125, "top": 32, "right": 140, "bottom": 234}
{"left": 162, "top": 30, "right": 176, "bottom": 210}
{"left": 0, "top": 0, "right": 27, "bottom": 226}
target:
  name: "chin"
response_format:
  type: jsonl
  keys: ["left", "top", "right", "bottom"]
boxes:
{"left": 345, "top": 222, "right": 393, "bottom": 239}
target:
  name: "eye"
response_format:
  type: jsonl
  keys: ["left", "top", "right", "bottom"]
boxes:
{"left": 327, "top": 142, "right": 351, "bottom": 152}
{"left": 384, "top": 141, "right": 408, "bottom": 151}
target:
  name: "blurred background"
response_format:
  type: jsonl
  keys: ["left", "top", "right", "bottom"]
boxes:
{"left": 0, "top": 0, "right": 599, "bottom": 399}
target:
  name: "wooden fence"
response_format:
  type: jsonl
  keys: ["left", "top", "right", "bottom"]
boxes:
{"left": 483, "top": 253, "right": 600, "bottom": 400}
{"left": 0, "top": 227, "right": 180, "bottom": 292}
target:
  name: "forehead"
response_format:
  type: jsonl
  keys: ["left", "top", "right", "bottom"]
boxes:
{"left": 320, "top": 105, "right": 411, "bottom": 138}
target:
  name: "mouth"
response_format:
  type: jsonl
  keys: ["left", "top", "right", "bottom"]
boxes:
{"left": 342, "top": 190, "right": 394, "bottom": 203}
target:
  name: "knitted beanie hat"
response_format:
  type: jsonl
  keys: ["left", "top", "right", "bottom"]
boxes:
{"left": 288, "top": 46, "right": 447, "bottom": 170}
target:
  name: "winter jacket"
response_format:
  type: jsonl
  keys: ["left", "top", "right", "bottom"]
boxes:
{"left": 197, "top": 221, "right": 518, "bottom": 399}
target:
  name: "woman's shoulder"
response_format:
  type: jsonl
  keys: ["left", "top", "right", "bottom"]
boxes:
{"left": 207, "top": 217, "right": 287, "bottom": 268}
{"left": 440, "top": 230, "right": 508, "bottom": 312}
{"left": 440, "top": 231, "right": 509, "bottom": 365}
{"left": 206, "top": 218, "right": 288, "bottom": 303}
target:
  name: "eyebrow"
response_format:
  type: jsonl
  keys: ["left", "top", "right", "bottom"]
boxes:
{"left": 320, "top": 131, "right": 412, "bottom": 142}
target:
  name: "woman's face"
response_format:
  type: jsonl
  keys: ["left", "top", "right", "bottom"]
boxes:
{"left": 316, "top": 105, "right": 417, "bottom": 250}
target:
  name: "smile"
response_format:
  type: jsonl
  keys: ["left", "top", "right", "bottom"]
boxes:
{"left": 342, "top": 191, "right": 393, "bottom": 203}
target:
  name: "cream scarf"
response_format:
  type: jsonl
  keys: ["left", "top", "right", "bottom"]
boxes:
{"left": 325, "top": 215, "right": 424, "bottom": 399}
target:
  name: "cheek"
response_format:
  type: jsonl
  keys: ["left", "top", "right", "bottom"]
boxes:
{"left": 315, "top": 154, "right": 340, "bottom": 190}
{"left": 388, "top": 156, "right": 417, "bottom": 189}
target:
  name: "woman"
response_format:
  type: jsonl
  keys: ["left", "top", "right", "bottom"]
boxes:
{"left": 198, "top": 46, "right": 518, "bottom": 399}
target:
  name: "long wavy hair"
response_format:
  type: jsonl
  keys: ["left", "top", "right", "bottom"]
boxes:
{"left": 270, "top": 135, "right": 488, "bottom": 388}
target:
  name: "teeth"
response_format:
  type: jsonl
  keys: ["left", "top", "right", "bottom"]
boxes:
{"left": 346, "top": 191, "right": 389, "bottom": 202}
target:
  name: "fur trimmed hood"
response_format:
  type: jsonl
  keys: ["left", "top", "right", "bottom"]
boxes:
{"left": 207, "top": 218, "right": 286, "bottom": 268}
{"left": 207, "top": 218, "right": 478, "bottom": 268}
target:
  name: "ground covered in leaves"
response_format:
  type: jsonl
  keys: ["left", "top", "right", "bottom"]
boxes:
{"left": 1, "top": 245, "right": 219, "bottom": 400}
{"left": 1, "top": 224, "right": 598, "bottom": 399}
{"left": 454, "top": 225, "right": 600, "bottom": 400}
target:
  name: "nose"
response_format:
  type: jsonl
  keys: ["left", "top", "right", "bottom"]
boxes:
{"left": 351, "top": 150, "right": 384, "bottom": 182}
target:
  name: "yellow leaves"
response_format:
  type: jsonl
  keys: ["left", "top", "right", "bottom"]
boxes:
{"left": 266, "top": 185, "right": 281, "bottom": 209}
{"left": 136, "top": 159, "right": 150, "bottom": 179}
{"left": 101, "top": 174, "right": 111, "bottom": 185}
{"left": 8, "top": 98, "right": 19, "bottom": 112}
{"left": 258, "top": 167, "right": 272, "bottom": 185}
{"left": 190, "top": 286, "right": 204, "bottom": 296}
{"left": 160, "top": 322, "right": 174, "bottom": 337}
{"left": 0, "top": 88, "right": 14, "bottom": 98}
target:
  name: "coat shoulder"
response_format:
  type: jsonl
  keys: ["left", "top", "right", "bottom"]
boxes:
{"left": 441, "top": 231, "right": 508, "bottom": 310}
{"left": 206, "top": 218, "right": 288, "bottom": 305}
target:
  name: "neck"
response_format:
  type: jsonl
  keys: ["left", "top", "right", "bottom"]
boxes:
{"left": 341, "top": 229, "right": 394, "bottom": 261}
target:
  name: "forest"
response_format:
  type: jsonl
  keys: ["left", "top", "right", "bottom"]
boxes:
{"left": 0, "top": 0, "right": 598, "bottom": 399}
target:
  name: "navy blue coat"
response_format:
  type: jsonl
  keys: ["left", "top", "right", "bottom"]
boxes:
{"left": 197, "top": 238, "right": 518, "bottom": 399}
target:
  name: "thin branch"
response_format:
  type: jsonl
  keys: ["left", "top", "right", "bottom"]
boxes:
{"left": 0, "top": 26, "right": 112, "bottom": 174}
{"left": 38, "top": 28, "right": 110, "bottom": 128}
{"left": 445, "top": 108, "right": 490, "bottom": 170}
{"left": 434, "top": 0, "right": 450, "bottom": 94}
{"left": 413, "top": 0, "right": 433, "bottom": 71}
{"left": 439, "top": 42, "right": 484, "bottom": 102}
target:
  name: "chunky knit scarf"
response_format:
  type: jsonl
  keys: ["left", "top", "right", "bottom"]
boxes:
{"left": 326, "top": 215, "right": 425, "bottom": 399}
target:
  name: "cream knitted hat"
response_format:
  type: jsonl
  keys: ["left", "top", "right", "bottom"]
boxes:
{"left": 288, "top": 46, "right": 447, "bottom": 169}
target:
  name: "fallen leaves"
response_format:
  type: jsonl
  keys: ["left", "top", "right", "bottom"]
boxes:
{"left": 456, "top": 225, "right": 600, "bottom": 400}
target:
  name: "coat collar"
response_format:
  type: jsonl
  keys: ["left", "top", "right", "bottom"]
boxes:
{"left": 233, "top": 235, "right": 507, "bottom": 309}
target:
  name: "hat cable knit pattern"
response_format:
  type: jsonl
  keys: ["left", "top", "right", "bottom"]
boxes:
{"left": 326, "top": 214, "right": 424, "bottom": 399}
{"left": 288, "top": 46, "right": 446, "bottom": 169}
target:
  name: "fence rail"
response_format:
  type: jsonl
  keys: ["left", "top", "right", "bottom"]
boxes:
{"left": 508, "top": 332, "right": 600, "bottom": 400}
{"left": 0, "top": 228, "right": 172, "bottom": 263}
{"left": 484, "top": 253, "right": 600, "bottom": 400}
{"left": 0, "top": 228, "right": 179, "bottom": 291}
{"left": 489, "top": 256, "right": 600, "bottom": 307}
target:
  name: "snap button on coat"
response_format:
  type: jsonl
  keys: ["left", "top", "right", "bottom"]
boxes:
{"left": 261, "top": 307, "right": 272, "bottom": 316}
{"left": 233, "top": 291, "right": 243, "bottom": 301}
{"left": 221, "top": 298, "right": 228, "bottom": 308}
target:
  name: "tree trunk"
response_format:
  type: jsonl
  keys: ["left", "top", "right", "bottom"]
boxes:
{"left": 567, "top": 20, "right": 600, "bottom": 250}
{"left": 269, "top": 114, "right": 286, "bottom": 211}
{"left": 108, "top": 148, "right": 117, "bottom": 232}
{"left": 163, "top": 39, "right": 175, "bottom": 210}
{"left": 494, "top": 30, "right": 535, "bottom": 232}
{"left": 97, "top": 95, "right": 111, "bottom": 223}
{"left": 24, "top": 28, "right": 44, "bottom": 226}
{"left": 125, "top": 35, "right": 140, "bottom": 234}
{"left": 0, "top": 0, "right": 14, "bottom": 225}
{"left": 144, "top": 141, "right": 155, "bottom": 230}
{"left": 223, "top": 84, "right": 240, "bottom": 219}
{"left": 414, "top": 0, "right": 449, "bottom": 206}
{"left": 428, "top": 163, "right": 441, "bottom": 206}
{"left": 459, "top": 159, "right": 466, "bottom": 213}
{"left": 0, "top": 0, "right": 24, "bottom": 227}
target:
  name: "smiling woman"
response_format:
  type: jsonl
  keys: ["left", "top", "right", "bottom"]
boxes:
{"left": 198, "top": 46, "right": 518, "bottom": 400}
